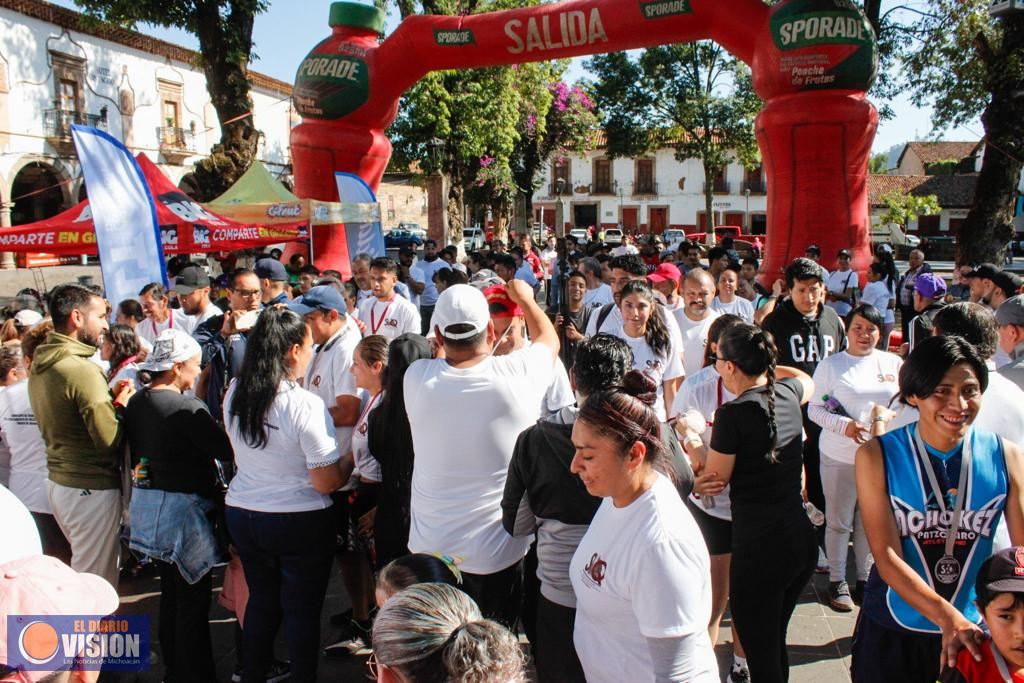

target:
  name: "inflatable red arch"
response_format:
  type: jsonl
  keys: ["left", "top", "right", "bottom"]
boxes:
{"left": 290, "top": 0, "right": 878, "bottom": 282}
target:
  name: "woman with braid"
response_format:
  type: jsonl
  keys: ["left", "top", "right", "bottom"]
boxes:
{"left": 685, "top": 322, "right": 816, "bottom": 683}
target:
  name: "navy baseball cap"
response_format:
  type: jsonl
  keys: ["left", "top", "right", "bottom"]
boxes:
{"left": 287, "top": 286, "right": 347, "bottom": 316}
{"left": 254, "top": 258, "right": 289, "bottom": 282}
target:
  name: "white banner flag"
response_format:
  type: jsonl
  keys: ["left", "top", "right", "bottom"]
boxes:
{"left": 71, "top": 125, "right": 167, "bottom": 309}
{"left": 335, "top": 172, "right": 385, "bottom": 258}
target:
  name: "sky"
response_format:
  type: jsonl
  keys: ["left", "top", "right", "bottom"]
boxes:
{"left": 51, "top": 0, "right": 982, "bottom": 160}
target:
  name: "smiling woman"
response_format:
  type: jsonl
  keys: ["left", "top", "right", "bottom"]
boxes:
{"left": 853, "top": 335, "right": 1024, "bottom": 683}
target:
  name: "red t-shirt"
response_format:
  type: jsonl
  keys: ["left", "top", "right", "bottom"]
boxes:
{"left": 940, "top": 640, "right": 1024, "bottom": 683}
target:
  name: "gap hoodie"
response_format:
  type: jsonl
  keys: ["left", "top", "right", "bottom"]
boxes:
{"left": 28, "top": 332, "right": 122, "bottom": 489}
{"left": 761, "top": 298, "right": 847, "bottom": 376}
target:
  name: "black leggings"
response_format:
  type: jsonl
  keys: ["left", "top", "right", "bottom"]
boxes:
{"left": 730, "top": 520, "right": 817, "bottom": 683}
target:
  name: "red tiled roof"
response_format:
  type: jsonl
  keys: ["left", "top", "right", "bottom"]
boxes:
{"left": 899, "top": 141, "right": 981, "bottom": 166}
{"left": 0, "top": 0, "right": 293, "bottom": 96}
{"left": 591, "top": 128, "right": 723, "bottom": 150}
{"left": 869, "top": 173, "right": 978, "bottom": 208}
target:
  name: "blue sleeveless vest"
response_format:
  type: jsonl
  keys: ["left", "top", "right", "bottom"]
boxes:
{"left": 873, "top": 423, "right": 1006, "bottom": 634}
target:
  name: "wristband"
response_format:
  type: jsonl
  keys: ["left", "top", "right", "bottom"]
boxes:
{"left": 872, "top": 415, "right": 887, "bottom": 423}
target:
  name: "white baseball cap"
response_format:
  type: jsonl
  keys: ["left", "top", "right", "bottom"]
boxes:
{"left": 138, "top": 328, "right": 201, "bottom": 372}
{"left": 431, "top": 284, "right": 490, "bottom": 341}
{"left": 13, "top": 310, "right": 42, "bottom": 328}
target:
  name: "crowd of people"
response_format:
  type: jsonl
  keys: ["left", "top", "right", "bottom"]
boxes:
{"left": 3, "top": 235, "right": 1024, "bottom": 683}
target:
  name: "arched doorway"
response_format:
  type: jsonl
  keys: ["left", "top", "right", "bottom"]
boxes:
{"left": 11, "top": 162, "right": 66, "bottom": 225}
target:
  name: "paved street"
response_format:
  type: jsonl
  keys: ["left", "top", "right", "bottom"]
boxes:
{"left": 111, "top": 556, "right": 858, "bottom": 683}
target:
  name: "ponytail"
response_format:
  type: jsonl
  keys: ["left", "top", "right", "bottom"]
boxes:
{"left": 717, "top": 323, "right": 781, "bottom": 464}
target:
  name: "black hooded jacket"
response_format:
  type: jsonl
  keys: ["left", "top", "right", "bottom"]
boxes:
{"left": 761, "top": 298, "right": 847, "bottom": 376}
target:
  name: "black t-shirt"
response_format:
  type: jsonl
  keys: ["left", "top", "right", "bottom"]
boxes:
{"left": 124, "top": 387, "right": 233, "bottom": 499}
{"left": 710, "top": 377, "right": 806, "bottom": 536}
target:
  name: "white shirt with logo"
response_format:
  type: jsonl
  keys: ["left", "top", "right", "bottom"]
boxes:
{"left": 357, "top": 295, "right": 421, "bottom": 343}
{"left": 571, "top": 474, "right": 717, "bottom": 683}
{"left": 585, "top": 304, "right": 685, "bottom": 367}
{"left": 614, "top": 325, "right": 684, "bottom": 422}
{"left": 138, "top": 308, "right": 195, "bottom": 344}
{"left": 825, "top": 269, "right": 858, "bottom": 318}
{"left": 351, "top": 392, "right": 382, "bottom": 483}
{"left": 224, "top": 380, "right": 340, "bottom": 513}
{"left": 583, "top": 284, "right": 614, "bottom": 310}
{"left": 303, "top": 325, "right": 360, "bottom": 455}
{"left": 671, "top": 309, "right": 722, "bottom": 379}
{"left": 0, "top": 381, "right": 49, "bottom": 513}
{"left": 810, "top": 350, "right": 903, "bottom": 465}
{"left": 404, "top": 343, "right": 554, "bottom": 574}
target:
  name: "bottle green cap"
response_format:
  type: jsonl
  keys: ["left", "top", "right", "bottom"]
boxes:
{"left": 329, "top": 2, "right": 385, "bottom": 33}
{"left": 140, "top": 457, "right": 149, "bottom": 463}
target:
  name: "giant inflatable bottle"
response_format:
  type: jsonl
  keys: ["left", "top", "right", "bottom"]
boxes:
{"left": 290, "top": 0, "right": 878, "bottom": 282}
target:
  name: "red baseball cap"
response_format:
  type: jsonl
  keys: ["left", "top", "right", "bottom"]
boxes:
{"left": 483, "top": 285, "right": 523, "bottom": 319}
{"left": 646, "top": 263, "right": 681, "bottom": 284}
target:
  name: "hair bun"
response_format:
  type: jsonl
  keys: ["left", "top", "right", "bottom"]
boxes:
{"left": 620, "top": 370, "right": 658, "bottom": 407}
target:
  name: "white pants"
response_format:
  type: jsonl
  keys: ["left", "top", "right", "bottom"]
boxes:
{"left": 820, "top": 456, "right": 872, "bottom": 583}
{"left": 47, "top": 481, "right": 121, "bottom": 589}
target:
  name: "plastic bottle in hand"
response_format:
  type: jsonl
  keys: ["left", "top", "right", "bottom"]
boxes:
{"left": 804, "top": 501, "right": 825, "bottom": 526}
{"left": 133, "top": 457, "right": 152, "bottom": 489}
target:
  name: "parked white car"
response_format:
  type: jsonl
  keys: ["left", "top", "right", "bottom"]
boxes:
{"left": 463, "top": 227, "right": 485, "bottom": 251}
{"left": 569, "top": 228, "right": 590, "bottom": 244}
{"left": 603, "top": 228, "right": 624, "bottom": 245}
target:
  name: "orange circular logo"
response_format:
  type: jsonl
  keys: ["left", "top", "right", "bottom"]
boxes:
{"left": 19, "top": 621, "right": 59, "bottom": 664}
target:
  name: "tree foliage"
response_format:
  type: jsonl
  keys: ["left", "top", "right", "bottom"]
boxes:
{"left": 878, "top": 191, "right": 941, "bottom": 228}
{"left": 72, "top": 0, "right": 267, "bottom": 199}
{"left": 586, "top": 42, "right": 761, "bottom": 233}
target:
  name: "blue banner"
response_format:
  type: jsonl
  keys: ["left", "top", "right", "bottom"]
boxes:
{"left": 71, "top": 125, "right": 167, "bottom": 309}
{"left": 335, "top": 172, "right": 385, "bottom": 258}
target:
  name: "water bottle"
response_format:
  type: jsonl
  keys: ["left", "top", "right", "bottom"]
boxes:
{"left": 133, "top": 457, "right": 152, "bottom": 489}
{"left": 804, "top": 501, "right": 825, "bottom": 527}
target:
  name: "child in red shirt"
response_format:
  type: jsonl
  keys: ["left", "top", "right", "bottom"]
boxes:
{"left": 941, "top": 547, "right": 1024, "bottom": 682}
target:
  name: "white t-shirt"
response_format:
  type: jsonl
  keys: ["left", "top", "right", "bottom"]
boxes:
{"left": 190, "top": 302, "right": 223, "bottom": 330}
{"left": 670, "top": 366, "right": 736, "bottom": 521}
{"left": 541, "top": 247, "right": 558, "bottom": 278}
{"left": 543, "top": 355, "right": 576, "bottom": 417}
{"left": 614, "top": 325, "right": 684, "bottom": 422}
{"left": 571, "top": 474, "right": 717, "bottom": 683}
{"left": 825, "top": 269, "right": 858, "bottom": 318}
{"left": 810, "top": 350, "right": 903, "bottom": 465}
{"left": 585, "top": 304, "right": 685, "bottom": 367}
{"left": 861, "top": 279, "right": 896, "bottom": 324}
{"left": 304, "top": 325, "right": 361, "bottom": 455}
{"left": 138, "top": 308, "right": 195, "bottom": 344}
{"left": 710, "top": 296, "right": 754, "bottom": 322}
{"left": 357, "top": 295, "right": 421, "bottom": 343}
{"left": 412, "top": 259, "right": 451, "bottom": 307}
{"left": 107, "top": 363, "right": 141, "bottom": 392}
{"left": 224, "top": 380, "right": 340, "bottom": 513}
{"left": 583, "top": 284, "right": 615, "bottom": 310}
{"left": 404, "top": 343, "right": 554, "bottom": 574}
{"left": 351, "top": 391, "right": 382, "bottom": 483}
{"left": 0, "top": 484, "right": 42, "bottom": 565}
{"left": 0, "top": 382, "right": 48, "bottom": 513}
{"left": 672, "top": 309, "right": 721, "bottom": 379}
{"left": 0, "top": 388, "right": 8, "bottom": 488}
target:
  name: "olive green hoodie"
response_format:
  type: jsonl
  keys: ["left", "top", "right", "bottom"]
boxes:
{"left": 28, "top": 332, "right": 122, "bottom": 489}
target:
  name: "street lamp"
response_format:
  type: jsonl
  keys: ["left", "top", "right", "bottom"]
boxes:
{"left": 745, "top": 187, "right": 751, "bottom": 231}
{"left": 555, "top": 177, "right": 566, "bottom": 238}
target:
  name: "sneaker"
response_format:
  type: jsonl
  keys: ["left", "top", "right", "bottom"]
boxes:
{"left": 231, "top": 660, "right": 291, "bottom": 682}
{"left": 323, "top": 619, "right": 372, "bottom": 659}
{"left": 727, "top": 666, "right": 750, "bottom": 683}
{"left": 829, "top": 581, "right": 854, "bottom": 612}
{"left": 815, "top": 547, "right": 830, "bottom": 574}
{"left": 852, "top": 580, "right": 866, "bottom": 606}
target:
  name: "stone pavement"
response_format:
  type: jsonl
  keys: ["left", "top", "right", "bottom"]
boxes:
{"left": 114, "top": 558, "right": 856, "bottom": 682}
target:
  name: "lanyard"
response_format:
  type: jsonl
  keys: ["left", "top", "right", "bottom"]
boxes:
{"left": 152, "top": 312, "right": 172, "bottom": 337}
{"left": 993, "top": 644, "right": 1014, "bottom": 683}
{"left": 357, "top": 391, "right": 382, "bottom": 431}
{"left": 370, "top": 298, "right": 394, "bottom": 335}
{"left": 910, "top": 425, "right": 973, "bottom": 561}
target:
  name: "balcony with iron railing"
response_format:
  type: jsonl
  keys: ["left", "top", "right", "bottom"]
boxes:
{"left": 705, "top": 179, "right": 731, "bottom": 194}
{"left": 44, "top": 108, "right": 107, "bottom": 154}
{"left": 158, "top": 126, "right": 197, "bottom": 164}
{"left": 743, "top": 178, "right": 767, "bottom": 194}
{"left": 633, "top": 181, "right": 658, "bottom": 196}
{"left": 548, "top": 181, "right": 573, "bottom": 196}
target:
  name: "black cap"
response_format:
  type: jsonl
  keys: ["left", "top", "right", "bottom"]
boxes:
{"left": 805, "top": 244, "right": 821, "bottom": 255}
{"left": 992, "top": 270, "right": 1024, "bottom": 298}
{"left": 976, "top": 547, "right": 1024, "bottom": 595}
{"left": 965, "top": 263, "right": 1002, "bottom": 281}
{"left": 172, "top": 266, "right": 211, "bottom": 294}
{"left": 838, "top": 249, "right": 852, "bottom": 258}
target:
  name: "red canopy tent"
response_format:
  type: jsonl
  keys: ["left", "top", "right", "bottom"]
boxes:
{"left": 0, "top": 154, "right": 308, "bottom": 259}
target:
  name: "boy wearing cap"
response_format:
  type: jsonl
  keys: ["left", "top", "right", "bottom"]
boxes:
{"left": 997, "top": 295, "right": 1024, "bottom": 390}
{"left": 647, "top": 262, "right": 683, "bottom": 312}
{"left": 254, "top": 257, "right": 291, "bottom": 306}
{"left": 172, "top": 266, "right": 222, "bottom": 329}
{"left": 940, "top": 547, "right": 1024, "bottom": 683}
{"left": 825, "top": 249, "right": 858, "bottom": 319}
{"left": 907, "top": 272, "right": 948, "bottom": 352}
{"left": 357, "top": 257, "right": 421, "bottom": 343}
{"left": 404, "top": 281, "right": 558, "bottom": 627}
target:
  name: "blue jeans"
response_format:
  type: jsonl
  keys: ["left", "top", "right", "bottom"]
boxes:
{"left": 226, "top": 506, "right": 335, "bottom": 683}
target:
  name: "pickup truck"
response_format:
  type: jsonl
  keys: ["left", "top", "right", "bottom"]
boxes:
{"left": 870, "top": 222, "right": 921, "bottom": 257}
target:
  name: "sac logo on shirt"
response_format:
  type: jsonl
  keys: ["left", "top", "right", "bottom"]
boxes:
{"left": 583, "top": 553, "right": 607, "bottom": 587}
{"left": 787, "top": 335, "right": 836, "bottom": 363}
{"left": 311, "top": 375, "right": 322, "bottom": 387}
{"left": 877, "top": 373, "right": 897, "bottom": 383}
{"left": 384, "top": 318, "right": 399, "bottom": 328}
{"left": 645, "top": 359, "right": 663, "bottom": 372}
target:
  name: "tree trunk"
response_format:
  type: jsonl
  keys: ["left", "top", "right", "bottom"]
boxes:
{"left": 703, "top": 162, "right": 715, "bottom": 245}
{"left": 447, "top": 184, "right": 466, "bottom": 257}
{"left": 957, "top": 13, "right": 1024, "bottom": 266}
{"left": 191, "top": 1, "right": 260, "bottom": 201}
{"left": 514, "top": 189, "right": 531, "bottom": 237}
